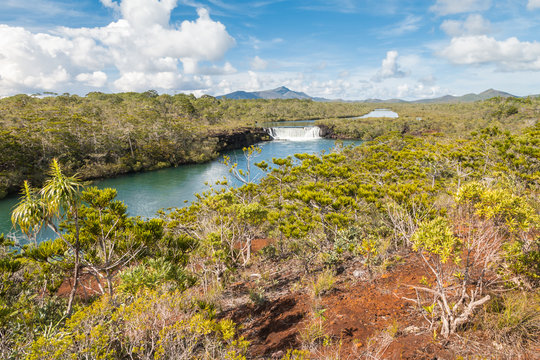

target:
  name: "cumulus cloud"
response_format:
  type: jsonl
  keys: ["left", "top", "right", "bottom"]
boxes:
{"left": 0, "top": 0, "right": 235, "bottom": 95}
{"left": 76, "top": 71, "right": 108, "bottom": 87}
{"left": 372, "top": 51, "right": 407, "bottom": 81}
{"left": 395, "top": 82, "right": 442, "bottom": 99}
{"left": 440, "top": 35, "right": 540, "bottom": 71}
{"left": 250, "top": 56, "right": 268, "bottom": 70}
{"left": 528, "top": 0, "right": 540, "bottom": 10}
{"left": 441, "top": 14, "right": 491, "bottom": 36}
{"left": 246, "top": 71, "right": 262, "bottom": 91}
{"left": 430, "top": 0, "right": 491, "bottom": 15}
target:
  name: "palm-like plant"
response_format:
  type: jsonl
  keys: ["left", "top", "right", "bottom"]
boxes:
{"left": 11, "top": 159, "right": 85, "bottom": 314}
{"left": 40, "top": 159, "right": 83, "bottom": 222}
{"left": 41, "top": 160, "right": 84, "bottom": 314}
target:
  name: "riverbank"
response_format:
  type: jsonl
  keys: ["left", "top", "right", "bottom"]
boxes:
{"left": 0, "top": 134, "right": 353, "bottom": 238}
{"left": 0, "top": 126, "right": 272, "bottom": 200}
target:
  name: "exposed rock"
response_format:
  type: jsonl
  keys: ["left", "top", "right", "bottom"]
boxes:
{"left": 213, "top": 127, "right": 271, "bottom": 151}
{"left": 353, "top": 269, "right": 368, "bottom": 279}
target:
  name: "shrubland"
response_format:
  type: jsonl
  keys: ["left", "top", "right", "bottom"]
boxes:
{"left": 0, "top": 94, "right": 538, "bottom": 358}
{"left": 318, "top": 96, "right": 540, "bottom": 139}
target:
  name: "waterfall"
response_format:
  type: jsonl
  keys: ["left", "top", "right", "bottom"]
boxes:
{"left": 266, "top": 126, "right": 322, "bottom": 141}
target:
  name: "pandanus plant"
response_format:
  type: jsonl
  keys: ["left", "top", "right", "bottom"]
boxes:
{"left": 12, "top": 159, "right": 84, "bottom": 315}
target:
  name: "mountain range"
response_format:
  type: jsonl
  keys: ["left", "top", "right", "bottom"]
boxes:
{"left": 217, "top": 86, "right": 527, "bottom": 103}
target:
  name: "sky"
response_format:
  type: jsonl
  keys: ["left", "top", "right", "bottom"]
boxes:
{"left": 0, "top": 0, "right": 539, "bottom": 100}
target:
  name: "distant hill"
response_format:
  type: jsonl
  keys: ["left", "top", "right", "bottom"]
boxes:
{"left": 360, "top": 98, "right": 407, "bottom": 104}
{"left": 218, "top": 86, "right": 522, "bottom": 103}
{"left": 218, "top": 86, "right": 313, "bottom": 100}
{"left": 412, "top": 89, "right": 516, "bottom": 104}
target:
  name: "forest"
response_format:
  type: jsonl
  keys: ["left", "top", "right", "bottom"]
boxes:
{"left": 0, "top": 94, "right": 539, "bottom": 359}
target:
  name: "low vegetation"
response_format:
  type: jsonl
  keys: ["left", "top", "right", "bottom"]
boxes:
{"left": 0, "top": 94, "right": 538, "bottom": 359}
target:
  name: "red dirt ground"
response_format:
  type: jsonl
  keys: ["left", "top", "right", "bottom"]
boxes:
{"left": 220, "top": 252, "right": 457, "bottom": 359}
{"left": 57, "top": 271, "right": 108, "bottom": 300}
{"left": 55, "top": 240, "right": 536, "bottom": 359}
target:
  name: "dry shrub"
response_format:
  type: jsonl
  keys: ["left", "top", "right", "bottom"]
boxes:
{"left": 354, "top": 324, "right": 397, "bottom": 360}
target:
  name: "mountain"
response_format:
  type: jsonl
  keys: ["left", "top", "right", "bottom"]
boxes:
{"left": 218, "top": 86, "right": 314, "bottom": 100}
{"left": 412, "top": 89, "right": 516, "bottom": 104}
{"left": 218, "top": 87, "right": 520, "bottom": 103}
{"left": 359, "top": 98, "right": 407, "bottom": 104}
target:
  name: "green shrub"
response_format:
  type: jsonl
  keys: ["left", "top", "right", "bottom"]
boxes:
{"left": 28, "top": 290, "right": 248, "bottom": 360}
{"left": 117, "top": 257, "right": 196, "bottom": 295}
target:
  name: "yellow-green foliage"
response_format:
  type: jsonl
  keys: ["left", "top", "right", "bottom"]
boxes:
{"left": 456, "top": 182, "right": 538, "bottom": 233}
{"left": 456, "top": 182, "right": 539, "bottom": 281}
{"left": 281, "top": 349, "right": 311, "bottom": 360}
{"left": 480, "top": 291, "right": 540, "bottom": 346}
{"left": 412, "top": 216, "right": 462, "bottom": 264}
{"left": 27, "top": 290, "right": 248, "bottom": 360}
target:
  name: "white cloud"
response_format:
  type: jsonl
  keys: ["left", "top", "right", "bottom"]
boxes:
{"left": 100, "top": 0, "right": 120, "bottom": 12}
{"left": 114, "top": 71, "right": 181, "bottom": 91}
{"left": 527, "top": 0, "right": 540, "bottom": 10}
{"left": 247, "top": 36, "right": 283, "bottom": 50}
{"left": 381, "top": 15, "right": 422, "bottom": 36}
{"left": 372, "top": 50, "right": 407, "bottom": 81}
{"left": 395, "top": 82, "right": 442, "bottom": 99}
{"left": 0, "top": 0, "right": 235, "bottom": 96}
{"left": 430, "top": 0, "right": 491, "bottom": 15}
{"left": 440, "top": 35, "right": 540, "bottom": 71}
{"left": 180, "top": 59, "right": 236, "bottom": 75}
{"left": 76, "top": 71, "right": 108, "bottom": 87}
{"left": 250, "top": 56, "right": 268, "bottom": 70}
{"left": 198, "top": 62, "right": 237, "bottom": 75}
{"left": 441, "top": 14, "right": 491, "bottom": 36}
{"left": 0, "top": 25, "right": 75, "bottom": 94}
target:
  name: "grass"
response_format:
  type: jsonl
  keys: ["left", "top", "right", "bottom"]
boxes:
{"left": 478, "top": 291, "right": 540, "bottom": 347}
{"left": 311, "top": 270, "right": 336, "bottom": 299}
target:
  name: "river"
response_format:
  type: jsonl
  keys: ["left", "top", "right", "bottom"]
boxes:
{"left": 0, "top": 109, "right": 398, "bottom": 242}
{"left": 0, "top": 133, "right": 355, "bottom": 242}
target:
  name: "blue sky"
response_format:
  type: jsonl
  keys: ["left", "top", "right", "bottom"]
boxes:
{"left": 0, "top": 0, "right": 539, "bottom": 100}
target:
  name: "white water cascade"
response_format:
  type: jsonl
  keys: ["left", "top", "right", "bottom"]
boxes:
{"left": 266, "top": 126, "right": 322, "bottom": 141}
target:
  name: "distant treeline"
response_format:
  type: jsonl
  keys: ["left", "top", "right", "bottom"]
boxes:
{"left": 318, "top": 96, "right": 540, "bottom": 140}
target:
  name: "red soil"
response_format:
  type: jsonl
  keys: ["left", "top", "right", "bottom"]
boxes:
{"left": 222, "top": 253, "right": 455, "bottom": 359}
{"left": 57, "top": 271, "right": 106, "bottom": 300}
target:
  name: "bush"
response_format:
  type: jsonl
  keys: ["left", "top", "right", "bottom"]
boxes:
{"left": 28, "top": 290, "right": 248, "bottom": 360}
{"left": 311, "top": 270, "right": 336, "bottom": 298}
{"left": 117, "top": 257, "right": 196, "bottom": 295}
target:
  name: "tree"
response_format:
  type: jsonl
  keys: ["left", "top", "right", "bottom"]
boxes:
{"left": 12, "top": 159, "right": 84, "bottom": 314}
{"left": 73, "top": 187, "right": 162, "bottom": 297}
